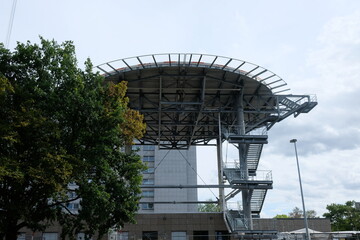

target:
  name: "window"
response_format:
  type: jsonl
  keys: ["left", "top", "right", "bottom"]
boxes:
{"left": 143, "top": 145, "right": 155, "bottom": 151}
{"left": 77, "top": 233, "right": 92, "bottom": 240}
{"left": 142, "top": 179, "right": 154, "bottom": 185}
{"left": 42, "top": 233, "right": 58, "bottom": 240}
{"left": 142, "top": 231, "right": 157, "bottom": 240}
{"left": 141, "top": 203, "right": 154, "bottom": 210}
{"left": 143, "top": 167, "right": 155, "bottom": 174}
{"left": 143, "top": 156, "right": 155, "bottom": 162}
{"left": 141, "top": 190, "right": 154, "bottom": 198}
{"left": 17, "top": 233, "right": 26, "bottom": 240}
{"left": 132, "top": 145, "right": 140, "bottom": 151}
{"left": 215, "top": 231, "right": 230, "bottom": 240}
{"left": 171, "top": 232, "right": 186, "bottom": 240}
{"left": 68, "top": 191, "right": 77, "bottom": 198}
{"left": 118, "top": 232, "right": 129, "bottom": 240}
{"left": 193, "top": 231, "right": 208, "bottom": 240}
{"left": 66, "top": 202, "right": 80, "bottom": 210}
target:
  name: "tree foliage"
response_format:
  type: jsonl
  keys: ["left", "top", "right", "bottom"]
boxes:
{"left": 288, "top": 207, "right": 317, "bottom": 218}
{"left": 305, "top": 209, "right": 317, "bottom": 218}
{"left": 273, "top": 207, "right": 317, "bottom": 218}
{"left": 198, "top": 199, "right": 221, "bottom": 212}
{"left": 0, "top": 38, "right": 146, "bottom": 240}
{"left": 323, "top": 200, "right": 360, "bottom": 231}
{"left": 273, "top": 214, "right": 289, "bottom": 218}
{"left": 289, "top": 207, "right": 303, "bottom": 218}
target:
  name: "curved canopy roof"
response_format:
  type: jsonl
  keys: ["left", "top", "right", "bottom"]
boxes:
{"left": 97, "top": 54, "right": 315, "bottom": 149}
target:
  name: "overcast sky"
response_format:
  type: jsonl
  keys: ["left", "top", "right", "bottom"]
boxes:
{"left": 1, "top": 0, "right": 360, "bottom": 218}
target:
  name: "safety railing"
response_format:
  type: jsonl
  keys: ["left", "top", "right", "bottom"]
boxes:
{"left": 223, "top": 168, "right": 273, "bottom": 182}
{"left": 226, "top": 201, "right": 243, "bottom": 211}
{"left": 278, "top": 94, "right": 317, "bottom": 107}
{"left": 224, "top": 203, "right": 249, "bottom": 231}
{"left": 222, "top": 126, "right": 268, "bottom": 138}
{"left": 95, "top": 53, "right": 290, "bottom": 94}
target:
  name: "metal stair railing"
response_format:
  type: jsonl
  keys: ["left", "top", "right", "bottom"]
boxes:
{"left": 279, "top": 97, "right": 301, "bottom": 109}
{"left": 250, "top": 189, "right": 268, "bottom": 214}
{"left": 222, "top": 126, "right": 267, "bottom": 139}
{"left": 246, "top": 143, "right": 264, "bottom": 174}
{"left": 236, "top": 188, "right": 266, "bottom": 215}
{"left": 222, "top": 126, "right": 267, "bottom": 174}
{"left": 223, "top": 170, "right": 271, "bottom": 216}
{"left": 277, "top": 95, "right": 318, "bottom": 118}
{"left": 225, "top": 202, "right": 249, "bottom": 231}
{"left": 223, "top": 164, "right": 273, "bottom": 183}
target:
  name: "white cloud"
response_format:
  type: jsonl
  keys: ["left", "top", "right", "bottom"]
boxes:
{"left": 306, "top": 11, "right": 360, "bottom": 98}
{"left": 220, "top": 10, "right": 360, "bottom": 218}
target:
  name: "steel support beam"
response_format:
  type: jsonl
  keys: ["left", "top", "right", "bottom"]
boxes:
{"left": 140, "top": 184, "right": 272, "bottom": 190}
{"left": 140, "top": 184, "right": 233, "bottom": 188}
{"left": 217, "top": 113, "right": 225, "bottom": 211}
{"left": 139, "top": 201, "right": 218, "bottom": 204}
{"left": 237, "top": 88, "right": 253, "bottom": 230}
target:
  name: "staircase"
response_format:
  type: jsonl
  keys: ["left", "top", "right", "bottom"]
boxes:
{"left": 251, "top": 189, "right": 268, "bottom": 215}
{"left": 222, "top": 130, "right": 273, "bottom": 235}
{"left": 247, "top": 143, "right": 264, "bottom": 175}
{"left": 225, "top": 210, "right": 248, "bottom": 231}
{"left": 278, "top": 95, "right": 318, "bottom": 118}
{"left": 223, "top": 169, "right": 271, "bottom": 217}
{"left": 280, "top": 97, "right": 300, "bottom": 109}
{"left": 219, "top": 95, "right": 317, "bottom": 238}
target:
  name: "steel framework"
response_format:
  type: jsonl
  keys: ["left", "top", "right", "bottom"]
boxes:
{"left": 96, "top": 53, "right": 317, "bottom": 237}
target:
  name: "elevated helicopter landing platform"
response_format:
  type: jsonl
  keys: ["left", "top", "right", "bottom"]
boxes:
{"left": 97, "top": 53, "right": 317, "bottom": 150}
{"left": 96, "top": 53, "right": 317, "bottom": 237}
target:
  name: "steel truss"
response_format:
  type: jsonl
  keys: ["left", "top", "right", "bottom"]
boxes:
{"left": 97, "top": 53, "right": 317, "bottom": 237}
{"left": 98, "top": 53, "right": 316, "bottom": 150}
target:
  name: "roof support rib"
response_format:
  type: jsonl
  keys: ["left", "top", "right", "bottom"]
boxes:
{"left": 96, "top": 53, "right": 316, "bottom": 148}
{"left": 188, "top": 76, "right": 207, "bottom": 148}
{"left": 158, "top": 76, "right": 162, "bottom": 146}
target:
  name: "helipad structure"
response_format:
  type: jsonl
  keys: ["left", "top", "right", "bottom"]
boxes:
{"left": 97, "top": 53, "right": 317, "bottom": 238}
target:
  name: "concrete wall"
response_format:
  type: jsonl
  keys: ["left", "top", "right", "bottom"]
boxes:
{"left": 137, "top": 146, "right": 198, "bottom": 213}
{"left": 15, "top": 214, "right": 331, "bottom": 240}
{"left": 121, "top": 214, "right": 331, "bottom": 240}
{"left": 154, "top": 147, "right": 198, "bottom": 213}
{"left": 122, "top": 213, "right": 229, "bottom": 240}
{"left": 253, "top": 218, "right": 331, "bottom": 232}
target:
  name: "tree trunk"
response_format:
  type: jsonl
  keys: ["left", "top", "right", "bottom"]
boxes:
{"left": 5, "top": 219, "right": 21, "bottom": 240}
{"left": 5, "top": 229, "right": 18, "bottom": 240}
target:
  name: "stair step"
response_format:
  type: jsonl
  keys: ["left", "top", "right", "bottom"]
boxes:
{"left": 280, "top": 97, "right": 301, "bottom": 109}
{"left": 250, "top": 189, "right": 267, "bottom": 213}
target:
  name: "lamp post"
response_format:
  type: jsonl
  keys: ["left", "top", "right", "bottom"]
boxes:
{"left": 290, "top": 139, "right": 311, "bottom": 240}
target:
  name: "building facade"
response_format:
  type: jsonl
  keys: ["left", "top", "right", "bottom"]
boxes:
{"left": 114, "top": 214, "right": 332, "bottom": 240}
{"left": 17, "top": 215, "right": 333, "bottom": 240}
{"left": 134, "top": 145, "right": 198, "bottom": 213}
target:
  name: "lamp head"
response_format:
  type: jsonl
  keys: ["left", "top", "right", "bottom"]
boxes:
{"left": 290, "top": 139, "right": 297, "bottom": 143}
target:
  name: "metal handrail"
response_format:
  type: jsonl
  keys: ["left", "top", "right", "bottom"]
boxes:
{"left": 223, "top": 126, "right": 268, "bottom": 137}
{"left": 278, "top": 94, "right": 317, "bottom": 107}
{"left": 224, "top": 204, "right": 249, "bottom": 231}
{"left": 222, "top": 168, "right": 273, "bottom": 181}
{"left": 95, "top": 53, "right": 289, "bottom": 94}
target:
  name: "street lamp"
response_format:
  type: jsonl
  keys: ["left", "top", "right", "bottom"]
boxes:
{"left": 290, "top": 139, "right": 311, "bottom": 240}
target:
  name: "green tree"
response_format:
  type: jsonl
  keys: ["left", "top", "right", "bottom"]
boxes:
{"left": 0, "top": 38, "right": 146, "bottom": 240}
{"left": 289, "top": 207, "right": 303, "bottom": 218}
{"left": 198, "top": 199, "right": 221, "bottom": 212}
{"left": 323, "top": 201, "right": 360, "bottom": 231}
{"left": 288, "top": 207, "right": 317, "bottom": 218}
{"left": 306, "top": 209, "right": 317, "bottom": 218}
{"left": 273, "top": 214, "right": 289, "bottom": 218}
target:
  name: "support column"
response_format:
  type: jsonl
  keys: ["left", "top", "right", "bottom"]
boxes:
{"left": 217, "top": 113, "right": 224, "bottom": 211}
{"left": 237, "top": 90, "right": 253, "bottom": 229}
